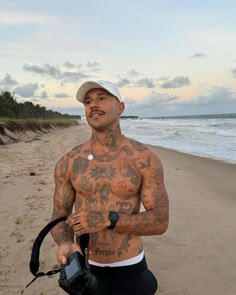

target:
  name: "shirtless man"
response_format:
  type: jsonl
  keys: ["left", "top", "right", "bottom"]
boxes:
{"left": 51, "top": 80, "right": 169, "bottom": 295}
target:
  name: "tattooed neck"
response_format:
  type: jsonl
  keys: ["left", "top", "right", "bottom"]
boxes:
{"left": 91, "top": 127, "right": 124, "bottom": 151}
{"left": 88, "top": 127, "right": 125, "bottom": 161}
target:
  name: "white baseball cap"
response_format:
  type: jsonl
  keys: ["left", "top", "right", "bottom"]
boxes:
{"left": 76, "top": 80, "right": 122, "bottom": 103}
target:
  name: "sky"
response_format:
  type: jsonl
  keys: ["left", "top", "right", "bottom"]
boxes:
{"left": 1, "top": 0, "right": 236, "bottom": 117}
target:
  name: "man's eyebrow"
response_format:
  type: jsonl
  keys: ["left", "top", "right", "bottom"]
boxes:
{"left": 85, "top": 90, "right": 110, "bottom": 100}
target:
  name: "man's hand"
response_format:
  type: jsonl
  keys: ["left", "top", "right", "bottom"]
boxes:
{"left": 66, "top": 211, "right": 110, "bottom": 235}
{"left": 57, "top": 241, "right": 80, "bottom": 265}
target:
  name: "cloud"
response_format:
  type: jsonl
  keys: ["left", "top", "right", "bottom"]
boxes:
{"left": 190, "top": 86, "right": 236, "bottom": 105}
{"left": 64, "top": 61, "right": 77, "bottom": 69}
{"left": 116, "top": 78, "right": 131, "bottom": 88}
{"left": 127, "top": 69, "right": 141, "bottom": 77}
{"left": 139, "top": 87, "right": 235, "bottom": 110}
{"left": 87, "top": 61, "right": 101, "bottom": 72}
{"left": 160, "top": 76, "right": 190, "bottom": 89}
{"left": 123, "top": 92, "right": 178, "bottom": 116}
{"left": 191, "top": 53, "right": 207, "bottom": 59}
{"left": 156, "top": 76, "right": 169, "bottom": 82}
{"left": 14, "top": 83, "right": 38, "bottom": 98}
{"left": 22, "top": 63, "right": 88, "bottom": 84}
{"left": 87, "top": 61, "right": 100, "bottom": 68}
{"left": 122, "top": 86, "right": 236, "bottom": 117}
{"left": 60, "top": 72, "right": 88, "bottom": 84}
{"left": 143, "top": 92, "right": 178, "bottom": 105}
{"left": 47, "top": 86, "right": 236, "bottom": 117}
{"left": 23, "top": 63, "right": 60, "bottom": 76}
{"left": 54, "top": 93, "right": 71, "bottom": 98}
{"left": 134, "top": 78, "right": 156, "bottom": 88}
{"left": 0, "top": 73, "right": 18, "bottom": 86}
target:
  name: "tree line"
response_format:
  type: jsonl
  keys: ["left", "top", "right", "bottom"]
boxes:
{"left": 0, "top": 91, "right": 81, "bottom": 120}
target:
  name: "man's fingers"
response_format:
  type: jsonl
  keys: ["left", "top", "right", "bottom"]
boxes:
{"left": 58, "top": 255, "right": 67, "bottom": 265}
{"left": 66, "top": 215, "right": 81, "bottom": 227}
{"left": 73, "top": 224, "right": 84, "bottom": 232}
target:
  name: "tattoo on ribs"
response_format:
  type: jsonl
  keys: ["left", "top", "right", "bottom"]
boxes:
{"left": 79, "top": 176, "right": 93, "bottom": 192}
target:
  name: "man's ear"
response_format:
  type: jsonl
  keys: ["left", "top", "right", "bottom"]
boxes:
{"left": 118, "top": 102, "right": 125, "bottom": 115}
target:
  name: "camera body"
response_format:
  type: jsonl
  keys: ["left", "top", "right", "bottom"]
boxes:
{"left": 59, "top": 251, "right": 97, "bottom": 295}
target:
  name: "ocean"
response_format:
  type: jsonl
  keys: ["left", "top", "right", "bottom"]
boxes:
{"left": 120, "top": 113, "right": 236, "bottom": 163}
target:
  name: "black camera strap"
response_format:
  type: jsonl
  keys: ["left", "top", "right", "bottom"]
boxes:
{"left": 26, "top": 216, "right": 89, "bottom": 288}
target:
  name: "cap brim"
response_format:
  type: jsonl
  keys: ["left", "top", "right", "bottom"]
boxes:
{"left": 76, "top": 81, "right": 104, "bottom": 103}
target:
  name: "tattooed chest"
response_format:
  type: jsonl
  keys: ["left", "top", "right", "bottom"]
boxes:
{"left": 71, "top": 158, "right": 142, "bottom": 211}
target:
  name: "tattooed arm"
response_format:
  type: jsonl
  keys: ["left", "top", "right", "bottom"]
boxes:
{"left": 51, "top": 155, "right": 80, "bottom": 264}
{"left": 116, "top": 151, "right": 169, "bottom": 236}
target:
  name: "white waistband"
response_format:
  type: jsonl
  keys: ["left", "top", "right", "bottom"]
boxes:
{"left": 88, "top": 251, "right": 144, "bottom": 267}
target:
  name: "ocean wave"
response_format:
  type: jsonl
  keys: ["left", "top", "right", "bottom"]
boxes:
{"left": 121, "top": 115, "right": 236, "bottom": 162}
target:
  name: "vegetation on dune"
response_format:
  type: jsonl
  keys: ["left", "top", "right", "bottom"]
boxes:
{"left": 0, "top": 91, "right": 80, "bottom": 120}
{"left": 0, "top": 91, "right": 81, "bottom": 145}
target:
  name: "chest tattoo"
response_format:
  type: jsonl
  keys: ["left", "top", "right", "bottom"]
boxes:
{"left": 90, "top": 165, "right": 117, "bottom": 180}
{"left": 72, "top": 156, "right": 89, "bottom": 179}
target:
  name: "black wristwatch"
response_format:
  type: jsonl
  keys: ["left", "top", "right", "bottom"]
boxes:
{"left": 107, "top": 211, "right": 119, "bottom": 229}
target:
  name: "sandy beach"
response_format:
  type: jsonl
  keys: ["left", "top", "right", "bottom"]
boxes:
{"left": 0, "top": 123, "right": 236, "bottom": 295}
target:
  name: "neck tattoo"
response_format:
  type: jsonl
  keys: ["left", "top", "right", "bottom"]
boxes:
{"left": 87, "top": 134, "right": 124, "bottom": 161}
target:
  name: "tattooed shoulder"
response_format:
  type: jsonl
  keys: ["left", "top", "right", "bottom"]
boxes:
{"left": 128, "top": 138, "right": 148, "bottom": 152}
{"left": 72, "top": 142, "right": 91, "bottom": 159}
{"left": 55, "top": 154, "right": 70, "bottom": 180}
{"left": 71, "top": 144, "right": 83, "bottom": 153}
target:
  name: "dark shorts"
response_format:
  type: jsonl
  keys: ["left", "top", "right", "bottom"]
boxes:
{"left": 85, "top": 256, "right": 158, "bottom": 295}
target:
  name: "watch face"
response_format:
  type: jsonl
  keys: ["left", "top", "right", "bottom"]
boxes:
{"left": 110, "top": 212, "right": 118, "bottom": 222}
{"left": 108, "top": 211, "right": 119, "bottom": 229}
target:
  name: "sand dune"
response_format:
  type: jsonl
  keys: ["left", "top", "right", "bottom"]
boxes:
{"left": 0, "top": 120, "right": 79, "bottom": 145}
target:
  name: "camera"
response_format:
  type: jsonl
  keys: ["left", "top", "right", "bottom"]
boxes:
{"left": 59, "top": 251, "right": 98, "bottom": 295}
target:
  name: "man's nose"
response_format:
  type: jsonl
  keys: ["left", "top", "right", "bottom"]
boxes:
{"left": 89, "top": 99, "right": 99, "bottom": 108}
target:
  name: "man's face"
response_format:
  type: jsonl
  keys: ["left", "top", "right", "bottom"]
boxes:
{"left": 83, "top": 88, "right": 124, "bottom": 131}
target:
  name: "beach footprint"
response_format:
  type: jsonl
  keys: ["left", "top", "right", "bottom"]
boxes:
{"left": 10, "top": 230, "right": 25, "bottom": 243}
